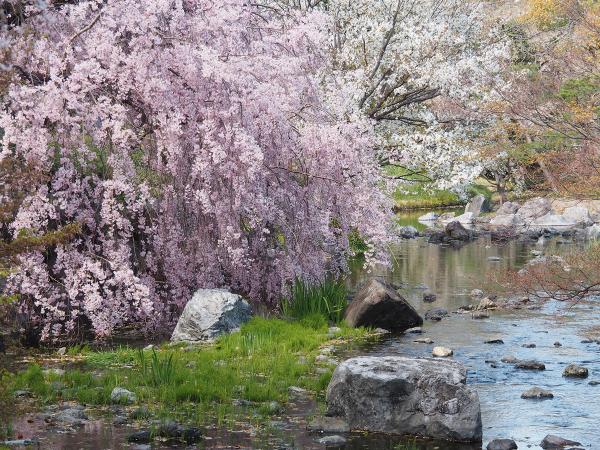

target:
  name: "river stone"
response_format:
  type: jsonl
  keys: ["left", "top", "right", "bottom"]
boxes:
{"left": 477, "top": 298, "right": 497, "bottom": 310}
{"left": 344, "top": 279, "right": 422, "bottom": 331}
{"left": 521, "top": 387, "right": 553, "bottom": 399}
{"left": 432, "top": 346, "right": 453, "bottom": 357}
{"left": 326, "top": 356, "right": 482, "bottom": 442}
{"left": 518, "top": 197, "right": 552, "bottom": 221}
{"left": 398, "top": 225, "right": 419, "bottom": 238}
{"left": 563, "top": 364, "right": 588, "bottom": 378}
{"left": 487, "top": 439, "right": 518, "bottom": 450}
{"left": 465, "top": 194, "right": 489, "bottom": 217}
{"left": 111, "top": 387, "right": 137, "bottom": 404}
{"left": 515, "top": 360, "right": 545, "bottom": 370}
{"left": 424, "top": 307, "right": 449, "bottom": 321}
{"left": 423, "top": 292, "right": 437, "bottom": 303}
{"left": 472, "top": 311, "right": 490, "bottom": 319}
{"left": 522, "top": 343, "right": 536, "bottom": 348}
{"left": 496, "top": 202, "right": 520, "bottom": 216}
{"left": 501, "top": 355, "right": 518, "bottom": 364}
{"left": 445, "top": 221, "right": 474, "bottom": 241}
{"left": 540, "top": 434, "right": 582, "bottom": 449}
{"left": 414, "top": 337, "right": 434, "bottom": 344}
{"left": 307, "top": 416, "right": 350, "bottom": 433}
{"left": 484, "top": 339, "right": 504, "bottom": 344}
{"left": 55, "top": 407, "right": 88, "bottom": 425}
{"left": 406, "top": 327, "right": 423, "bottom": 334}
{"left": 171, "top": 288, "right": 252, "bottom": 342}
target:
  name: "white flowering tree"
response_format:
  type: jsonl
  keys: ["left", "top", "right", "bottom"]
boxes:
{"left": 267, "top": 0, "right": 510, "bottom": 190}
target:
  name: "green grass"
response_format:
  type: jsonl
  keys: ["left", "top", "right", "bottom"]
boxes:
{"left": 281, "top": 279, "right": 348, "bottom": 324}
{"left": 6, "top": 318, "right": 373, "bottom": 430}
{"left": 392, "top": 182, "right": 492, "bottom": 211}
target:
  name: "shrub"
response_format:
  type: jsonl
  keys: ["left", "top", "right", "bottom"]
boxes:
{"left": 281, "top": 279, "right": 348, "bottom": 324}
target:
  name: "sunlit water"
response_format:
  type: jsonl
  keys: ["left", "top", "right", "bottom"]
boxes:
{"left": 4, "top": 229, "right": 600, "bottom": 449}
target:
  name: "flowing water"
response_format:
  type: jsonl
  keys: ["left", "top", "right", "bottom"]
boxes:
{"left": 3, "top": 224, "right": 600, "bottom": 449}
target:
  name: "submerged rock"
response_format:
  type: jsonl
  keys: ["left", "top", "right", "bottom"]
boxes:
{"left": 423, "top": 292, "right": 437, "bottom": 303}
{"left": 424, "top": 307, "right": 449, "bottom": 321}
{"left": 522, "top": 343, "right": 536, "bottom": 348}
{"left": 487, "top": 439, "right": 518, "bottom": 450}
{"left": 521, "top": 387, "right": 553, "bottom": 399}
{"left": 472, "top": 311, "right": 490, "bottom": 320}
{"left": 171, "top": 288, "right": 252, "bottom": 342}
{"left": 326, "top": 356, "right": 482, "bottom": 442}
{"left": 563, "top": 364, "right": 588, "bottom": 378}
{"left": 515, "top": 360, "right": 545, "bottom": 371}
{"left": 418, "top": 212, "right": 439, "bottom": 222}
{"left": 344, "top": 279, "right": 422, "bottom": 332}
{"left": 414, "top": 337, "right": 434, "bottom": 344}
{"left": 540, "top": 434, "right": 581, "bottom": 449}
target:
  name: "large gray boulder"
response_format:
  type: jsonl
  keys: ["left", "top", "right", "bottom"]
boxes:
{"left": 465, "top": 194, "right": 489, "bottom": 217}
{"left": 326, "top": 356, "right": 482, "bottom": 443}
{"left": 490, "top": 214, "right": 525, "bottom": 228}
{"left": 562, "top": 205, "right": 592, "bottom": 226}
{"left": 344, "top": 279, "right": 422, "bottom": 331}
{"left": 171, "top": 289, "right": 252, "bottom": 342}
{"left": 530, "top": 213, "right": 577, "bottom": 233}
{"left": 517, "top": 197, "right": 552, "bottom": 221}
{"left": 496, "top": 202, "right": 520, "bottom": 216}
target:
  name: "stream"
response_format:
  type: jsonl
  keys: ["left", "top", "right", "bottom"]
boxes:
{"left": 3, "top": 217, "right": 600, "bottom": 449}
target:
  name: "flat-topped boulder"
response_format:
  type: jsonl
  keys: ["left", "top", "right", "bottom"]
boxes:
{"left": 344, "top": 279, "right": 422, "bottom": 332}
{"left": 326, "top": 356, "right": 482, "bottom": 443}
{"left": 171, "top": 289, "right": 252, "bottom": 342}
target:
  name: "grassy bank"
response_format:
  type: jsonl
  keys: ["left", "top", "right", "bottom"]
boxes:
{"left": 391, "top": 181, "right": 493, "bottom": 211}
{"left": 1, "top": 317, "right": 374, "bottom": 439}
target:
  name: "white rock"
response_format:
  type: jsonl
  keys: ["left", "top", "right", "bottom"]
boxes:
{"left": 171, "top": 289, "right": 252, "bottom": 342}
{"left": 517, "top": 197, "right": 552, "bottom": 220}
{"left": 563, "top": 206, "right": 592, "bottom": 225}
{"left": 432, "top": 346, "right": 453, "bottom": 357}
{"left": 530, "top": 214, "right": 577, "bottom": 232}
{"left": 110, "top": 387, "right": 136, "bottom": 404}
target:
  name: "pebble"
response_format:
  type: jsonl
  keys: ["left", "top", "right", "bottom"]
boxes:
{"left": 485, "top": 339, "right": 504, "bottom": 344}
{"left": 515, "top": 360, "right": 545, "bottom": 370}
{"left": 522, "top": 343, "right": 536, "bottom": 348}
{"left": 553, "top": 341, "right": 562, "bottom": 347}
{"left": 307, "top": 416, "right": 350, "bottom": 433}
{"left": 413, "top": 337, "right": 434, "bottom": 344}
{"left": 405, "top": 327, "right": 423, "bottom": 334}
{"left": 432, "top": 346, "right": 453, "bottom": 357}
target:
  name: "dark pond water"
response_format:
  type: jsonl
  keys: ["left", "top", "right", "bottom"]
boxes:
{"left": 3, "top": 225, "right": 599, "bottom": 449}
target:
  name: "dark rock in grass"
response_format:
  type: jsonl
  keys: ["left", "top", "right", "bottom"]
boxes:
{"left": 326, "top": 356, "right": 482, "bottom": 442}
{"left": 110, "top": 387, "right": 136, "bottom": 404}
{"left": 55, "top": 406, "right": 88, "bottom": 426}
{"left": 344, "top": 279, "right": 422, "bottom": 332}
{"left": 182, "top": 427, "right": 202, "bottom": 444}
{"left": 563, "top": 364, "right": 588, "bottom": 378}
{"left": 128, "top": 431, "right": 152, "bottom": 443}
{"left": 540, "top": 434, "right": 582, "bottom": 449}
{"left": 423, "top": 292, "right": 437, "bottom": 303}
{"left": 487, "top": 439, "right": 518, "bottom": 450}
{"left": 307, "top": 416, "right": 350, "bottom": 433}
{"left": 521, "top": 387, "right": 553, "bottom": 399}
{"left": 424, "top": 307, "right": 449, "bottom": 321}
{"left": 515, "top": 360, "right": 545, "bottom": 370}
{"left": 113, "top": 415, "right": 128, "bottom": 426}
{"left": 171, "top": 288, "right": 252, "bottom": 342}
{"left": 485, "top": 339, "right": 504, "bottom": 344}
{"left": 317, "top": 435, "right": 347, "bottom": 446}
{"left": 522, "top": 343, "right": 536, "bottom": 348}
